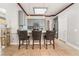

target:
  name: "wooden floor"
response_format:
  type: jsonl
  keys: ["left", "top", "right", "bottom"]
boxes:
{"left": 2, "top": 39, "right": 79, "bottom": 56}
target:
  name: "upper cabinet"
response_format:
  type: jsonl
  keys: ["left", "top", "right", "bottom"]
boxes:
{"left": 18, "top": 10, "right": 25, "bottom": 26}
{"left": 18, "top": 10, "right": 27, "bottom": 30}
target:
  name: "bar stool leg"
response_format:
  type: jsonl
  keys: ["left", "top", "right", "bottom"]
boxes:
{"left": 32, "top": 40, "right": 34, "bottom": 49}
{"left": 26, "top": 40, "right": 28, "bottom": 49}
{"left": 44, "top": 39, "right": 45, "bottom": 45}
{"left": 22, "top": 40, "right": 24, "bottom": 45}
{"left": 39, "top": 40, "right": 41, "bottom": 49}
{"left": 28, "top": 40, "right": 30, "bottom": 46}
{"left": 46, "top": 40, "right": 47, "bottom": 49}
{"left": 18, "top": 40, "right": 20, "bottom": 49}
{"left": 28, "top": 40, "right": 29, "bottom": 48}
{"left": 50, "top": 39, "right": 51, "bottom": 45}
{"left": 53, "top": 39, "right": 55, "bottom": 49}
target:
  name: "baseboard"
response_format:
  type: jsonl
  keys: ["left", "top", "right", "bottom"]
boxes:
{"left": 58, "top": 39, "right": 66, "bottom": 43}
{"left": 66, "top": 42, "right": 79, "bottom": 50}
{"left": 10, "top": 42, "right": 44, "bottom": 45}
{"left": 58, "top": 39, "right": 79, "bottom": 50}
{"left": 10, "top": 43, "right": 18, "bottom": 45}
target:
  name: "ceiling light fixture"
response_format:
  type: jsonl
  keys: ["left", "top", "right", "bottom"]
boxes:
{"left": 34, "top": 7, "right": 47, "bottom": 14}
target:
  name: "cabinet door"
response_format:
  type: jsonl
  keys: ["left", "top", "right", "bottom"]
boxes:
{"left": 18, "top": 11, "right": 25, "bottom": 28}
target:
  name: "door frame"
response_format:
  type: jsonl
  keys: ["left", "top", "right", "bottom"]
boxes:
{"left": 53, "top": 16, "right": 58, "bottom": 39}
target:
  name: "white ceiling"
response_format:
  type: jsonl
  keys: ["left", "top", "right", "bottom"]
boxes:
{"left": 21, "top": 3, "right": 71, "bottom": 15}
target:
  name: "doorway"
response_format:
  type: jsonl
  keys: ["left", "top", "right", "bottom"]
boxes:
{"left": 53, "top": 16, "right": 58, "bottom": 39}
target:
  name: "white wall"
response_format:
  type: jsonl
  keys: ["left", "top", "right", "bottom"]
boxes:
{"left": 58, "top": 3, "right": 79, "bottom": 49}
{"left": 0, "top": 3, "right": 21, "bottom": 44}
{"left": 0, "top": 3, "right": 19, "bottom": 33}
{"left": 58, "top": 12, "right": 67, "bottom": 42}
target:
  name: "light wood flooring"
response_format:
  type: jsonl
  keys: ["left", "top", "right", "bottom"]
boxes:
{"left": 2, "top": 39, "right": 79, "bottom": 56}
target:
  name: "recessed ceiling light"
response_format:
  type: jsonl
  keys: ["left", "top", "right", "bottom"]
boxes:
{"left": 34, "top": 7, "right": 47, "bottom": 14}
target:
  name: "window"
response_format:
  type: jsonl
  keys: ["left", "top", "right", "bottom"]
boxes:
{"left": 34, "top": 7, "right": 47, "bottom": 14}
